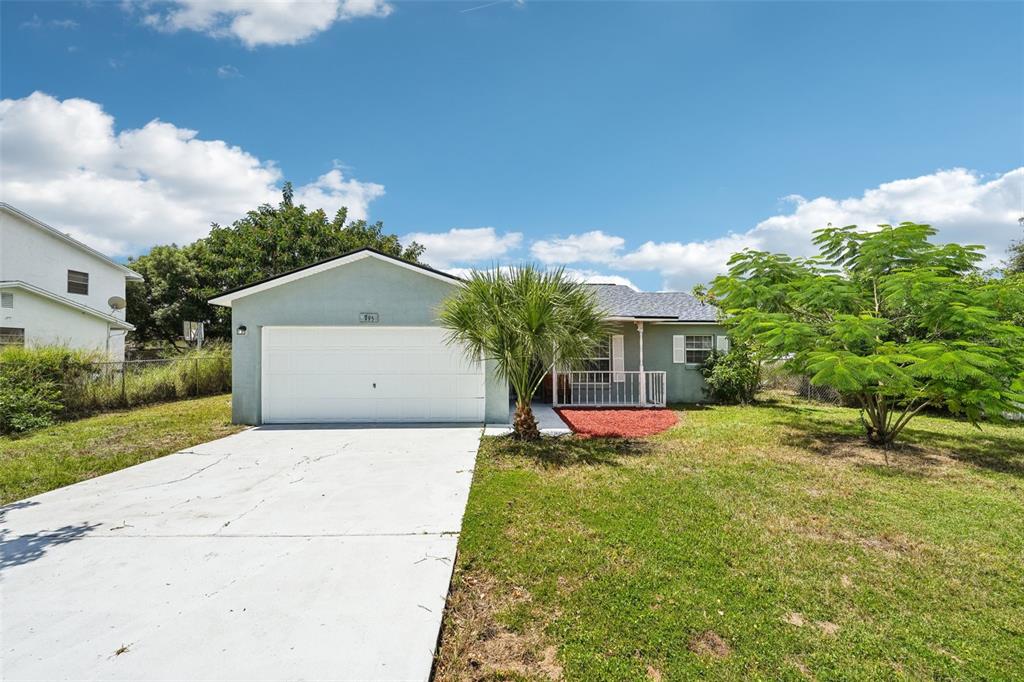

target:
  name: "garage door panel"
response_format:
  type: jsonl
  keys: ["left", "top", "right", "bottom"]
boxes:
{"left": 372, "top": 375, "right": 405, "bottom": 395}
{"left": 264, "top": 349, "right": 294, "bottom": 374}
{"left": 261, "top": 326, "right": 485, "bottom": 423}
{"left": 456, "top": 374, "right": 485, "bottom": 396}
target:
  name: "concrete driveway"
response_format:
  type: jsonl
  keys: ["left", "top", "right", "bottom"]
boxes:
{"left": 0, "top": 425, "right": 481, "bottom": 681}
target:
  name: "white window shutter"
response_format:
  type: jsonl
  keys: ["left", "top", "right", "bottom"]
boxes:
{"left": 716, "top": 335, "right": 730, "bottom": 353}
{"left": 672, "top": 335, "right": 685, "bottom": 363}
{"left": 612, "top": 334, "right": 625, "bottom": 382}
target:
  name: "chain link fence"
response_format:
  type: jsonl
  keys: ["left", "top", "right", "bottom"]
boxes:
{"left": 63, "top": 355, "right": 231, "bottom": 414}
{"left": 759, "top": 360, "right": 846, "bottom": 406}
{"left": 1, "top": 347, "right": 231, "bottom": 433}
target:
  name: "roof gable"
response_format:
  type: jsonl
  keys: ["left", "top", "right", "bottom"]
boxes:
{"left": 0, "top": 203, "right": 143, "bottom": 282}
{"left": 208, "top": 248, "right": 461, "bottom": 307}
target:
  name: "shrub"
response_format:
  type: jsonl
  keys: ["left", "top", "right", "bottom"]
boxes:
{"left": 701, "top": 343, "right": 760, "bottom": 404}
{"left": 0, "top": 346, "right": 99, "bottom": 433}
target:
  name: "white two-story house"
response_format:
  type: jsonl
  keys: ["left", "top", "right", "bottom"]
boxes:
{"left": 0, "top": 203, "right": 143, "bottom": 360}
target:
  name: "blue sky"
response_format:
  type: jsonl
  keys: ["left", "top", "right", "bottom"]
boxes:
{"left": 2, "top": 1, "right": 1022, "bottom": 289}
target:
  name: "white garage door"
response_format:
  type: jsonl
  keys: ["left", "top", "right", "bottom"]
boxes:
{"left": 260, "top": 326, "right": 485, "bottom": 424}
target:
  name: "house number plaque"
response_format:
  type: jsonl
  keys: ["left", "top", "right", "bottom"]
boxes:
{"left": 359, "top": 312, "right": 379, "bottom": 324}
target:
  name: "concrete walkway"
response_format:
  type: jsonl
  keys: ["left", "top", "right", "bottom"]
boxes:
{"left": 0, "top": 425, "right": 481, "bottom": 681}
{"left": 484, "top": 402, "right": 571, "bottom": 436}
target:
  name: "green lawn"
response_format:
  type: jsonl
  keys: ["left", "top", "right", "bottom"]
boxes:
{"left": 436, "top": 397, "right": 1024, "bottom": 680}
{"left": 0, "top": 395, "right": 242, "bottom": 505}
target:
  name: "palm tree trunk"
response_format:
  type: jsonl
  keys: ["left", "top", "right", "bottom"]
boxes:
{"left": 513, "top": 400, "right": 541, "bottom": 441}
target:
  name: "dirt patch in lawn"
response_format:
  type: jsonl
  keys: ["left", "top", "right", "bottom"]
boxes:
{"left": 434, "top": 569, "right": 562, "bottom": 681}
{"left": 688, "top": 630, "right": 732, "bottom": 659}
{"left": 764, "top": 512, "right": 928, "bottom": 559}
{"left": 555, "top": 408, "right": 679, "bottom": 438}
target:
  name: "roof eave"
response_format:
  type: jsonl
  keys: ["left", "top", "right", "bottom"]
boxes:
{"left": 604, "top": 315, "right": 680, "bottom": 322}
{"left": 0, "top": 280, "right": 136, "bottom": 330}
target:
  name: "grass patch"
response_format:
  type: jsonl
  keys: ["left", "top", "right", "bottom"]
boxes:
{"left": 0, "top": 395, "right": 242, "bottom": 504}
{"left": 438, "top": 396, "right": 1024, "bottom": 680}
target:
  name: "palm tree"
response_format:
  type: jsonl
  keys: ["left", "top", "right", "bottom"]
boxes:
{"left": 439, "top": 266, "right": 609, "bottom": 440}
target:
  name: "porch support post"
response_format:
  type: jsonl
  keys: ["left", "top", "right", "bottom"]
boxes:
{"left": 552, "top": 359, "right": 559, "bottom": 407}
{"left": 636, "top": 321, "right": 646, "bottom": 405}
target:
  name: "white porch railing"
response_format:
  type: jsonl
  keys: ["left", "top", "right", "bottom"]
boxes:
{"left": 556, "top": 371, "right": 667, "bottom": 407}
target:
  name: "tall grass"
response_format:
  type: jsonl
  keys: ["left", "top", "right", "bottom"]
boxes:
{"left": 0, "top": 344, "right": 231, "bottom": 434}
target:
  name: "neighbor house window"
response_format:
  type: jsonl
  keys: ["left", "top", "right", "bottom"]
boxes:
{"left": 67, "top": 270, "right": 89, "bottom": 295}
{"left": 0, "top": 327, "right": 24, "bottom": 347}
{"left": 0, "top": 292, "right": 12, "bottom": 309}
{"left": 673, "top": 335, "right": 713, "bottom": 364}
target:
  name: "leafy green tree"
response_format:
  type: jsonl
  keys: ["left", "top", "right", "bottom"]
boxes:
{"left": 712, "top": 223, "right": 1024, "bottom": 447}
{"left": 127, "top": 185, "right": 424, "bottom": 344}
{"left": 126, "top": 244, "right": 206, "bottom": 347}
{"left": 690, "top": 283, "right": 718, "bottom": 306}
{"left": 439, "top": 266, "right": 608, "bottom": 440}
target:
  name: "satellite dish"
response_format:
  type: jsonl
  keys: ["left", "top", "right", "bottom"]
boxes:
{"left": 108, "top": 296, "right": 127, "bottom": 311}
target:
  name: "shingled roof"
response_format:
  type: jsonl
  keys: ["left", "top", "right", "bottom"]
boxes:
{"left": 585, "top": 284, "right": 719, "bottom": 322}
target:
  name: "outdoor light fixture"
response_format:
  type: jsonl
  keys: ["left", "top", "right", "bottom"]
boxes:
{"left": 237, "top": 325, "right": 247, "bottom": 336}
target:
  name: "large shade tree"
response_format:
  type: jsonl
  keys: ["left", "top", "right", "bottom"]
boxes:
{"left": 127, "top": 184, "right": 424, "bottom": 344}
{"left": 712, "top": 222, "right": 1024, "bottom": 447}
{"left": 440, "top": 266, "right": 609, "bottom": 440}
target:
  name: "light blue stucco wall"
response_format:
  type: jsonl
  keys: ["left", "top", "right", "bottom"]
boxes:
{"left": 607, "top": 320, "right": 728, "bottom": 403}
{"left": 227, "top": 256, "right": 509, "bottom": 425}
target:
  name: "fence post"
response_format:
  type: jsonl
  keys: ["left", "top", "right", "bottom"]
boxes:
{"left": 195, "top": 358, "right": 200, "bottom": 397}
{"left": 121, "top": 363, "right": 127, "bottom": 407}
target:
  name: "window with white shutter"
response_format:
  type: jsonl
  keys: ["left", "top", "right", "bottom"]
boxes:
{"left": 672, "top": 335, "right": 686, "bottom": 363}
{"left": 611, "top": 334, "right": 625, "bottom": 382}
{"left": 685, "top": 335, "right": 713, "bottom": 364}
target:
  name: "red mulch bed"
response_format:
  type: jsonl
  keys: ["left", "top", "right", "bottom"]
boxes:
{"left": 554, "top": 407, "right": 679, "bottom": 438}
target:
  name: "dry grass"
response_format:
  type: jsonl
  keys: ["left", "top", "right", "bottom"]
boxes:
{"left": 434, "top": 569, "right": 562, "bottom": 681}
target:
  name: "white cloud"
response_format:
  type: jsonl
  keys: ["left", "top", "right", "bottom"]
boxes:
{"left": 402, "top": 227, "right": 523, "bottom": 269}
{"left": 0, "top": 91, "right": 385, "bottom": 256}
{"left": 293, "top": 168, "right": 384, "bottom": 221}
{"left": 20, "top": 15, "right": 78, "bottom": 30}
{"left": 618, "top": 233, "right": 760, "bottom": 288}
{"left": 442, "top": 265, "right": 637, "bottom": 290}
{"left": 563, "top": 269, "right": 638, "bottom": 289}
{"left": 141, "top": 0, "right": 393, "bottom": 48}
{"left": 216, "top": 64, "right": 241, "bottom": 78}
{"left": 530, "top": 230, "right": 625, "bottom": 264}
{"left": 536, "top": 167, "right": 1024, "bottom": 290}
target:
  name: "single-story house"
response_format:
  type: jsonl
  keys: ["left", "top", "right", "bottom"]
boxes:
{"left": 210, "top": 248, "right": 727, "bottom": 425}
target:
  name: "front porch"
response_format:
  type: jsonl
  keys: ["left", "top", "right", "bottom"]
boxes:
{"left": 549, "top": 319, "right": 669, "bottom": 408}
{"left": 552, "top": 370, "right": 667, "bottom": 407}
